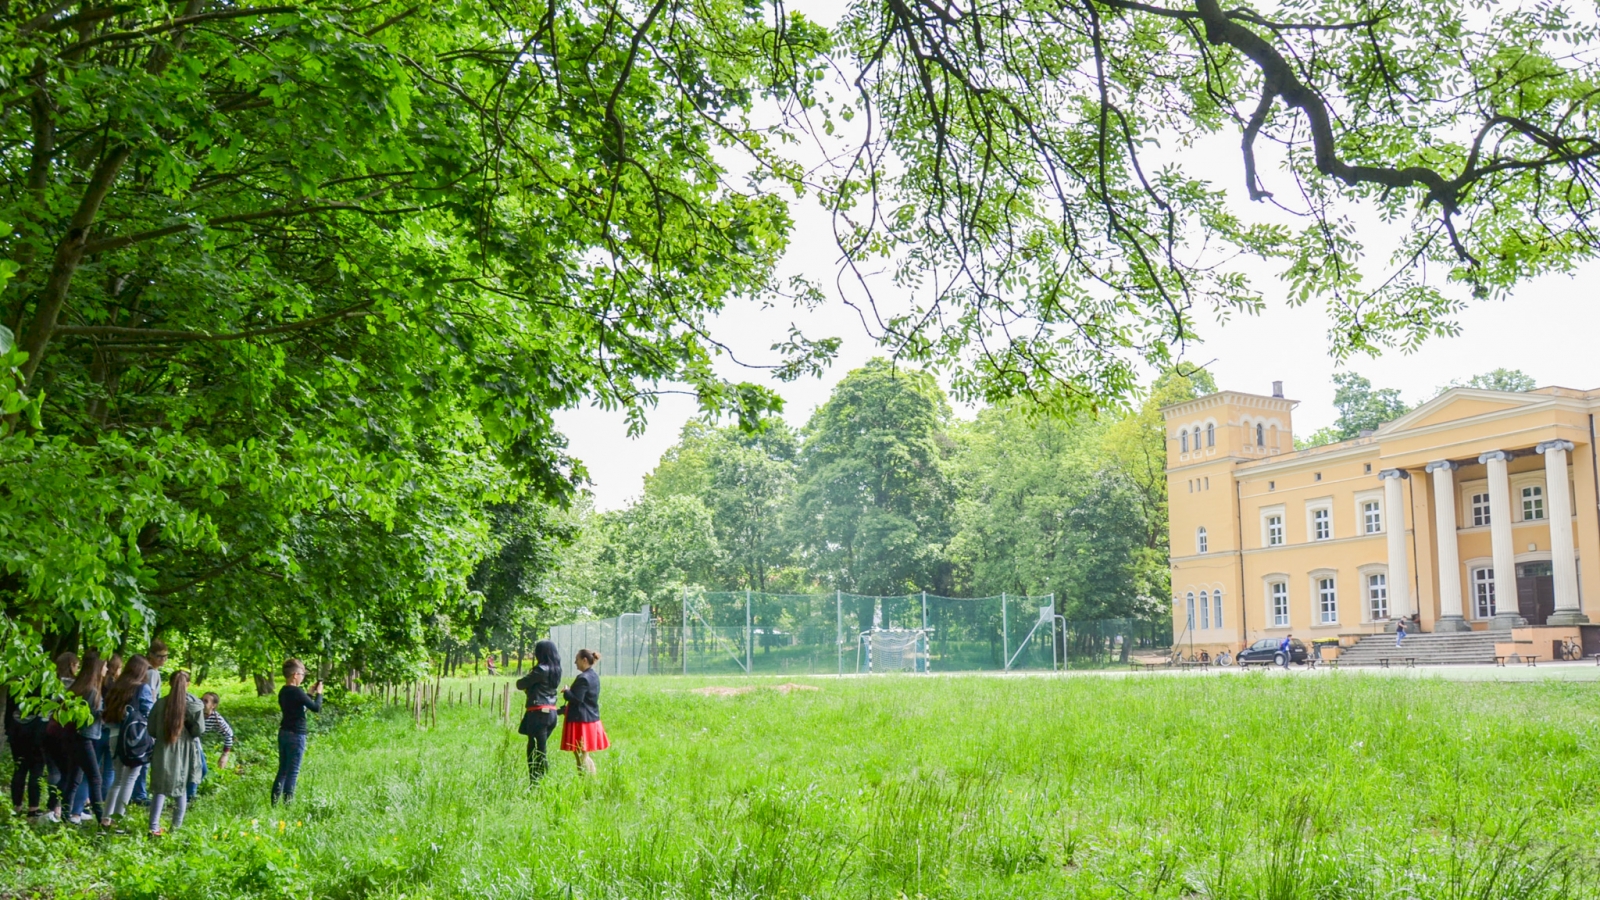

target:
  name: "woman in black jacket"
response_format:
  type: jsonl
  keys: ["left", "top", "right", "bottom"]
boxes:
{"left": 559, "top": 649, "right": 609, "bottom": 775}
{"left": 516, "top": 641, "right": 562, "bottom": 784}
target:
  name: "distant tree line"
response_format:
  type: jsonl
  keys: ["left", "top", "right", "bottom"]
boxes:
{"left": 544, "top": 359, "right": 1217, "bottom": 630}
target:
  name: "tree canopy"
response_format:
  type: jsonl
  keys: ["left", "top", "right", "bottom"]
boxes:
{"left": 6, "top": 0, "right": 1598, "bottom": 703}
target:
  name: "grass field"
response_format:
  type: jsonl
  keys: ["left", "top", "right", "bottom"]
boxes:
{"left": 5, "top": 671, "right": 1600, "bottom": 899}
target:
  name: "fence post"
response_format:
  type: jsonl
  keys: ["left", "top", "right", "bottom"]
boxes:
{"left": 1050, "top": 596, "right": 1058, "bottom": 672}
{"left": 745, "top": 589, "right": 753, "bottom": 676}
{"left": 683, "top": 588, "right": 689, "bottom": 676}
{"left": 836, "top": 590, "right": 842, "bottom": 677}
{"left": 921, "top": 591, "right": 929, "bottom": 674}
{"left": 1002, "top": 592, "right": 1009, "bottom": 673}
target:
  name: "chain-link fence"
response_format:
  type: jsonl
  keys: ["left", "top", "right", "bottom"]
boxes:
{"left": 551, "top": 594, "right": 1173, "bottom": 677}
{"left": 550, "top": 607, "right": 653, "bottom": 677}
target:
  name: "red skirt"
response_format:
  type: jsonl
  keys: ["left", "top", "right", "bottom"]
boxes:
{"left": 560, "top": 719, "right": 610, "bottom": 752}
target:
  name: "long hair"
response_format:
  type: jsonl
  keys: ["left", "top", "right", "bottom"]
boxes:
{"left": 534, "top": 640, "right": 562, "bottom": 685}
{"left": 106, "top": 654, "right": 123, "bottom": 686}
{"left": 161, "top": 670, "right": 191, "bottom": 745}
{"left": 54, "top": 652, "right": 78, "bottom": 680}
{"left": 104, "top": 655, "right": 150, "bottom": 724}
{"left": 70, "top": 653, "right": 106, "bottom": 703}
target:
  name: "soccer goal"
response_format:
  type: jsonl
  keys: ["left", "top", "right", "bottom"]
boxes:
{"left": 856, "top": 628, "right": 930, "bottom": 674}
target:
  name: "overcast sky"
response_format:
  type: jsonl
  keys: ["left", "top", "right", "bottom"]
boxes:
{"left": 553, "top": 4, "right": 1600, "bottom": 511}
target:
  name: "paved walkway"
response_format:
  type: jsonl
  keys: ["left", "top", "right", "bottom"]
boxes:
{"left": 1092, "top": 661, "right": 1600, "bottom": 682}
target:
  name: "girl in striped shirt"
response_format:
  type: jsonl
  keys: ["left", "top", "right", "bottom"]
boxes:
{"left": 188, "top": 693, "right": 234, "bottom": 801}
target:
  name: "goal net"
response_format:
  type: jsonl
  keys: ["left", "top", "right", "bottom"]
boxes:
{"left": 860, "top": 629, "right": 928, "bottom": 674}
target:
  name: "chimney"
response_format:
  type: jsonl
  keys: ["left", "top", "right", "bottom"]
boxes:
{"left": 1271, "top": 381, "right": 1284, "bottom": 399}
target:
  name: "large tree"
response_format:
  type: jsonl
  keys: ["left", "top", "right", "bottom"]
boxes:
{"left": 0, "top": 1, "right": 825, "bottom": 696}
{"left": 790, "top": 359, "right": 957, "bottom": 599}
{"left": 1302, "top": 372, "right": 1411, "bottom": 446}
{"left": 646, "top": 420, "right": 800, "bottom": 592}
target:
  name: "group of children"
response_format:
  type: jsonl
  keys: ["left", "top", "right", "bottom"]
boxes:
{"left": 4, "top": 640, "right": 235, "bottom": 835}
{"left": 5, "top": 640, "right": 607, "bottom": 834}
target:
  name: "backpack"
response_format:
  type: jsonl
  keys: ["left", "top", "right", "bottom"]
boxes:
{"left": 118, "top": 702, "right": 154, "bottom": 767}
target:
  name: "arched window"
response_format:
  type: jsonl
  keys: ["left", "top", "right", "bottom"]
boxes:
{"left": 1206, "top": 423, "right": 1215, "bottom": 447}
{"left": 1197, "top": 527, "right": 1208, "bottom": 554}
{"left": 1180, "top": 429, "right": 1189, "bottom": 452}
{"left": 1185, "top": 592, "right": 1196, "bottom": 629}
{"left": 1256, "top": 423, "right": 1265, "bottom": 446}
{"left": 1199, "top": 590, "right": 1210, "bottom": 629}
{"left": 1213, "top": 589, "right": 1224, "bottom": 630}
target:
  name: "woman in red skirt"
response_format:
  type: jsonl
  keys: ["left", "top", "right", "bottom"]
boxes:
{"left": 559, "top": 649, "right": 609, "bottom": 775}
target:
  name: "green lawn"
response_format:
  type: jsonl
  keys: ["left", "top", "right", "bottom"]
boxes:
{"left": 5, "top": 672, "right": 1599, "bottom": 899}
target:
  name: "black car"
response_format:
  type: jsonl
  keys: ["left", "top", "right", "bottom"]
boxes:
{"left": 1236, "top": 637, "right": 1309, "bottom": 667}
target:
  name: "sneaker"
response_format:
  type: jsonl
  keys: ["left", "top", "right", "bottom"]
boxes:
{"left": 148, "top": 827, "right": 165, "bottom": 838}
{"left": 67, "top": 813, "right": 94, "bottom": 825}
{"left": 39, "top": 809, "right": 61, "bottom": 823}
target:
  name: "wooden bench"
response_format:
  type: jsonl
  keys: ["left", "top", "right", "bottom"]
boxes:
{"left": 1525, "top": 655, "right": 1539, "bottom": 667}
{"left": 1378, "top": 658, "right": 1390, "bottom": 668}
{"left": 1496, "top": 655, "right": 1507, "bottom": 666}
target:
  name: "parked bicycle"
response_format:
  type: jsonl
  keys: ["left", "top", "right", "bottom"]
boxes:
{"left": 1560, "top": 638, "right": 1585, "bottom": 661}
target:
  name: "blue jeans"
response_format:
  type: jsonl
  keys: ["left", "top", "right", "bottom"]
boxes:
{"left": 187, "top": 749, "right": 207, "bottom": 802}
{"left": 271, "top": 731, "right": 307, "bottom": 803}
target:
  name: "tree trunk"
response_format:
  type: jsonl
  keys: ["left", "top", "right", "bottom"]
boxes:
{"left": 253, "top": 673, "right": 275, "bottom": 697}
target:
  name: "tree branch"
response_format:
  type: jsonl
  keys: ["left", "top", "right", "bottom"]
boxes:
{"left": 53, "top": 304, "right": 374, "bottom": 344}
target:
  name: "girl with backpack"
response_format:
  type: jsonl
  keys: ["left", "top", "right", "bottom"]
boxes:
{"left": 45, "top": 653, "right": 108, "bottom": 826}
{"left": 559, "top": 649, "right": 609, "bottom": 776}
{"left": 103, "top": 655, "right": 155, "bottom": 822}
{"left": 147, "top": 670, "right": 203, "bottom": 836}
{"left": 516, "top": 641, "right": 562, "bottom": 784}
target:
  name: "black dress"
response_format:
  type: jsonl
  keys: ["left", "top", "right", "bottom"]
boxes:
{"left": 516, "top": 665, "right": 561, "bottom": 780}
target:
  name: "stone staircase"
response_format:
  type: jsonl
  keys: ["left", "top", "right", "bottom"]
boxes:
{"left": 1335, "top": 630, "right": 1498, "bottom": 666}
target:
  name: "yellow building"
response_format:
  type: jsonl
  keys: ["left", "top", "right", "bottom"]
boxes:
{"left": 1164, "top": 382, "right": 1595, "bottom": 659}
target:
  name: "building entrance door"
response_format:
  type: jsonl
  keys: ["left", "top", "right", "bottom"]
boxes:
{"left": 1516, "top": 562, "right": 1555, "bottom": 625}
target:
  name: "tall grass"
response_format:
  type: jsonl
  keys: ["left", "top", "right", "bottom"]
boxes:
{"left": 4, "top": 672, "right": 1599, "bottom": 899}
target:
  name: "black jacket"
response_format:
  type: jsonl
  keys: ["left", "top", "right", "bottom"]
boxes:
{"left": 561, "top": 668, "right": 601, "bottom": 723}
{"left": 278, "top": 685, "right": 323, "bottom": 734}
{"left": 516, "top": 664, "right": 561, "bottom": 735}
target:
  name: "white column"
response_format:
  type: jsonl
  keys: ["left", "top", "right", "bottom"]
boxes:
{"left": 1479, "top": 450, "right": 1527, "bottom": 629}
{"left": 1538, "top": 439, "right": 1588, "bottom": 624}
{"left": 1378, "top": 469, "right": 1412, "bottom": 624}
{"left": 1427, "top": 460, "right": 1470, "bottom": 631}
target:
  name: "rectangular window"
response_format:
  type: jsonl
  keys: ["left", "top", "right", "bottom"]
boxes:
{"left": 1367, "top": 573, "right": 1388, "bottom": 620}
{"left": 1197, "top": 529, "right": 1208, "bottom": 554}
{"left": 1312, "top": 508, "right": 1331, "bottom": 541}
{"left": 1214, "top": 591, "right": 1224, "bottom": 630}
{"left": 1318, "top": 577, "right": 1338, "bottom": 625}
{"left": 1471, "top": 492, "right": 1491, "bottom": 527}
{"left": 1185, "top": 592, "right": 1195, "bottom": 629}
{"left": 1271, "top": 583, "right": 1289, "bottom": 627}
{"left": 1267, "top": 516, "right": 1283, "bottom": 546}
{"left": 1522, "top": 485, "right": 1544, "bottom": 521}
{"left": 1472, "top": 568, "right": 1495, "bottom": 618}
{"left": 1363, "top": 501, "right": 1382, "bottom": 535}
{"left": 1199, "top": 590, "right": 1210, "bottom": 629}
